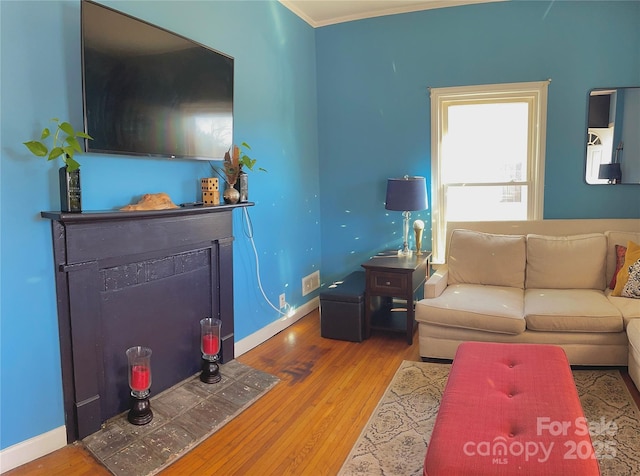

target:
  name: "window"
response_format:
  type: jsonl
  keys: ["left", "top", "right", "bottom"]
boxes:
{"left": 430, "top": 81, "right": 549, "bottom": 262}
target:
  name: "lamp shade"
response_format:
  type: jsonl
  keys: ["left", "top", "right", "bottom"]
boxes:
{"left": 598, "top": 163, "right": 622, "bottom": 181}
{"left": 385, "top": 176, "right": 428, "bottom": 211}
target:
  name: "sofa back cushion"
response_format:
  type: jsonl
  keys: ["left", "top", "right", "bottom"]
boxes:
{"left": 448, "top": 229, "right": 526, "bottom": 288}
{"left": 525, "top": 233, "right": 606, "bottom": 290}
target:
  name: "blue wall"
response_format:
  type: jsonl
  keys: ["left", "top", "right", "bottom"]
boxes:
{"left": 317, "top": 0, "right": 640, "bottom": 279}
{"left": 1, "top": 0, "right": 639, "bottom": 454}
{"left": 0, "top": 0, "right": 319, "bottom": 450}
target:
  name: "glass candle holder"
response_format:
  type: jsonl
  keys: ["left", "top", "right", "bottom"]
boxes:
{"left": 126, "top": 346, "right": 153, "bottom": 425}
{"left": 200, "top": 317, "right": 222, "bottom": 384}
{"left": 126, "top": 346, "right": 152, "bottom": 397}
{"left": 200, "top": 318, "right": 221, "bottom": 360}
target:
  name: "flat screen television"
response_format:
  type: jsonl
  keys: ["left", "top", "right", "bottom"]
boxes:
{"left": 81, "top": 0, "right": 233, "bottom": 161}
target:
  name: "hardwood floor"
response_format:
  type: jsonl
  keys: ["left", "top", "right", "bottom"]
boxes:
{"left": 6, "top": 309, "right": 419, "bottom": 475}
{"left": 7, "top": 309, "right": 640, "bottom": 475}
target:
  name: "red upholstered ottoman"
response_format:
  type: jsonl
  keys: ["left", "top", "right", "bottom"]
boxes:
{"left": 424, "top": 342, "right": 600, "bottom": 475}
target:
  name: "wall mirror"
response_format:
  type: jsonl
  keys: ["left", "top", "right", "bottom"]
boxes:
{"left": 585, "top": 87, "right": 640, "bottom": 185}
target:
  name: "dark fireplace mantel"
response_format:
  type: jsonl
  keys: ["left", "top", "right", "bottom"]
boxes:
{"left": 42, "top": 203, "right": 252, "bottom": 442}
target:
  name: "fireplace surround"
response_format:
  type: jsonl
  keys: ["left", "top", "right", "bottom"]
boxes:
{"left": 42, "top": 203, "right": 252, "bottom": 442}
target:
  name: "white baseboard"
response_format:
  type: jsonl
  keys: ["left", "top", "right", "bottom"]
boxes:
{"left": 0, "top": 425, "right": 67, "bottom": 474}
{"left": 235, "top": 297, "right": 319, "bottom": 357}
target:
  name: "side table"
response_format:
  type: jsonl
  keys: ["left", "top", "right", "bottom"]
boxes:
{"left": 361, "top": 251, "right": 431, "bottom": 345}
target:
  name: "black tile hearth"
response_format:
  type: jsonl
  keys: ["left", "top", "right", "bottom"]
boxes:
{"left": 83, "top": 360, "right": 279, "bottom": 476}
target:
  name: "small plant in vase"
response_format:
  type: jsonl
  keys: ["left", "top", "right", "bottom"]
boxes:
{"left": 23, "top": 118, "right": 92, "bottom": 172}
{"left": 211, "top": 142, "right": 266, "bottom": 204}
{"left": 23, "top": 118, "right": 93, "bottom": 212}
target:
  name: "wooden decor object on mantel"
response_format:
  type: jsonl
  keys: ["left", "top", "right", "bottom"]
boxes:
{"left": 201, "top": 177, "right": 220, "bottom": 205}
{"left": 41, "top": 203, "right": 253, "bottom": 442}
{"left": 120, "top": 192, "right": 179, "bottom": 211}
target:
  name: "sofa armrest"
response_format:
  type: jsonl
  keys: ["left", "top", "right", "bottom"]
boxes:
{"left": 425, "top": 264, "right": 449, "bottom": 298}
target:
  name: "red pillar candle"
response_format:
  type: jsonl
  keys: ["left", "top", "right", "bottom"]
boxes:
{"left": 131, "top": 364, "right": 150, "bottom": 391}
{"left": 202, "top": 333, "right": 220, "bottom": 355}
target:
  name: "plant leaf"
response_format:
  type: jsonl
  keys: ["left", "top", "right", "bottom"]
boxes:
{"left": 40, "top": 128, "right": 50, "bottom": 140}
{"left": 48, "top": 147, "right": 64, "bottom": 161}
{"left": 66, "top": 136, "right": 82, "bottom": 152}
{"left": 65, "top": 156, "right": 80, "bottom": 172}
{"left": 243, "top": 158, "right": 257, "bottom": 170}
{"left": 59, "top": 122, "right": 75, "bottom": 136}
{"left": 24, "top": 141, "right": 48, "bottom": 157}
{"left": 241, "top": 141, "right": 251, "bottom": 150}
{"left": 76, "top": 131, "right": 93, "bottom": 140}
{"left": 62, "top": 145, "right": 76, "bottom": 158}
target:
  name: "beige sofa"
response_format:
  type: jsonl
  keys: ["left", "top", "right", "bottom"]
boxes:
{"left": 415, "top": 219, "right": 640, "bottom": 366}
{"left": 628, "top": 319, "right": 640, "bottom": 390}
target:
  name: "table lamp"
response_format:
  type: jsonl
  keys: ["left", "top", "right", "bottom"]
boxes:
{"left": 598, "top": 163, "right": 622, "bottom": 184}
{"left": 385, "top": 176, "right": 428, "bottom": 256}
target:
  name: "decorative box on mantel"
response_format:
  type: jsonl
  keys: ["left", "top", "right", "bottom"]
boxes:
{"left": 41, "top": 203, "right": 253, "bottom": 442}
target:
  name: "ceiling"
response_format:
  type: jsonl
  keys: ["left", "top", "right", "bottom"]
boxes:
{"left": 279, "top": 0, "right": 505, "bottom": 27}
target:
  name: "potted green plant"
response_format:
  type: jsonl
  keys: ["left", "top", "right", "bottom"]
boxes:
{"left": 23, "top": 118, "right": 93, "bottom": 212}
{"left": 211, "top": 142, "right": 266, "bottom": 204}
{"left": 23, "top": 118, "right": 92, "bottom": 172}
{"left": 236, "top": 142, "right": 267, "bottom": 174}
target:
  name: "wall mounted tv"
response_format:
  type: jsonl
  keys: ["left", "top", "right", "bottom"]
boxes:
{"left": 81, "top": 0, "right": 233, "bottom": 161}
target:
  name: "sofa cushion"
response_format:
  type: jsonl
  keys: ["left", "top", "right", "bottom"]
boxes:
{"left": 605, "top": 231, "right": 640, "bottom": 286}
{"left": 525, "top": 289, "right": 623, "bottom": 332}
{"left": 606, "top": 289, "right": 640, "bottom": 327}
{"left": 628, "top": 319, "right": 640, "bottom": 361}
{"left": 416, "top": 284, "right": 525, "bottom": 335}
{"left": 525, "top": 233, "right": 607, "bottom": 290}
{"left": 448, "top": 229, "right": 526, "bottom": 288}
{"left": 628, "top": 320, "right": 640, "bottom": 391}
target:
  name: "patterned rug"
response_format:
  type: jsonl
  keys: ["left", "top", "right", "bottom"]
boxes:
{"left": 339, "top": 360, "right": 640, "bottom": 475}
{"left": 83, "top": 360, "right": 279, "bottom": 476}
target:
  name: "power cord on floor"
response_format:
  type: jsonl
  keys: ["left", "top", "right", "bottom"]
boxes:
{"left": 242, "top": 207, "right": 294, "bottom": 317}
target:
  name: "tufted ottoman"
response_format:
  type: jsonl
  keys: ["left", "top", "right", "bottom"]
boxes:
{"left": 424, "top": 342, "right": 600, "bottom": 475}
{"left": 628, "top": 320, "right": 640, "bottom": 391}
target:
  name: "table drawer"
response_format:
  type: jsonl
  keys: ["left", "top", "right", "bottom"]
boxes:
{"left": 369, "top": 271, "right": 409, "bottom": 295}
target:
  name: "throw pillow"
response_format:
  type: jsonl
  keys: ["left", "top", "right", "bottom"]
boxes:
{"left": 612, "top": 241, "right": 640, "bottom": 299}
{"left": 609, "top": 244, "right": 627, "bottom": 289}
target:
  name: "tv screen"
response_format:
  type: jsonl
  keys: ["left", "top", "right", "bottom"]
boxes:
{"left": 81, "top": 0, "right": 233, "bottom": 161}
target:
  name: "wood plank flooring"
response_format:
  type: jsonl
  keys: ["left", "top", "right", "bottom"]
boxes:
{"left": 6, "top": 309, "right": 640, "bottom": 475}
{"left": 6, "top": 309, "right": 417, "bottom": 475}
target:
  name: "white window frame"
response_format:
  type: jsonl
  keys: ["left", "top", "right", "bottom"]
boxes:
{"left": 430, "top": 81, "right": 549, "bottom": 263}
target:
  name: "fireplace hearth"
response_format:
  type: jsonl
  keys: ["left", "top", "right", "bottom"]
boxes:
{"left": 82, "top": 360, "right": 279, "bottom": 476}
{"left": 42, "top": 204, "right": 252, "bottom": 442}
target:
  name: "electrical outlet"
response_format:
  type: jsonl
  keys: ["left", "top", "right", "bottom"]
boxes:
{"left": 279, "top": 293, "right": 286, "bottom": 309}
{"left": 302, "top": 270, "right": 320, "bottom": 296}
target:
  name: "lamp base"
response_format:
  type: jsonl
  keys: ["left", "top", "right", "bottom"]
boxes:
{"left": 128, "top": 393, "right": 153, "bottom": 425}
{"left": 397, "top": 248, "right": 413, "bottom": 257}
{"left": 200, "top": 356, "right": 221, "bottom": 384}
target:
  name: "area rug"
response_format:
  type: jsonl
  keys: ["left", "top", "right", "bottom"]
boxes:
{"left": 338, "top": 360, "right": 640, "bottom": 476}
{"left": 83, "top": 360, "right": 279, "bottom": 476}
